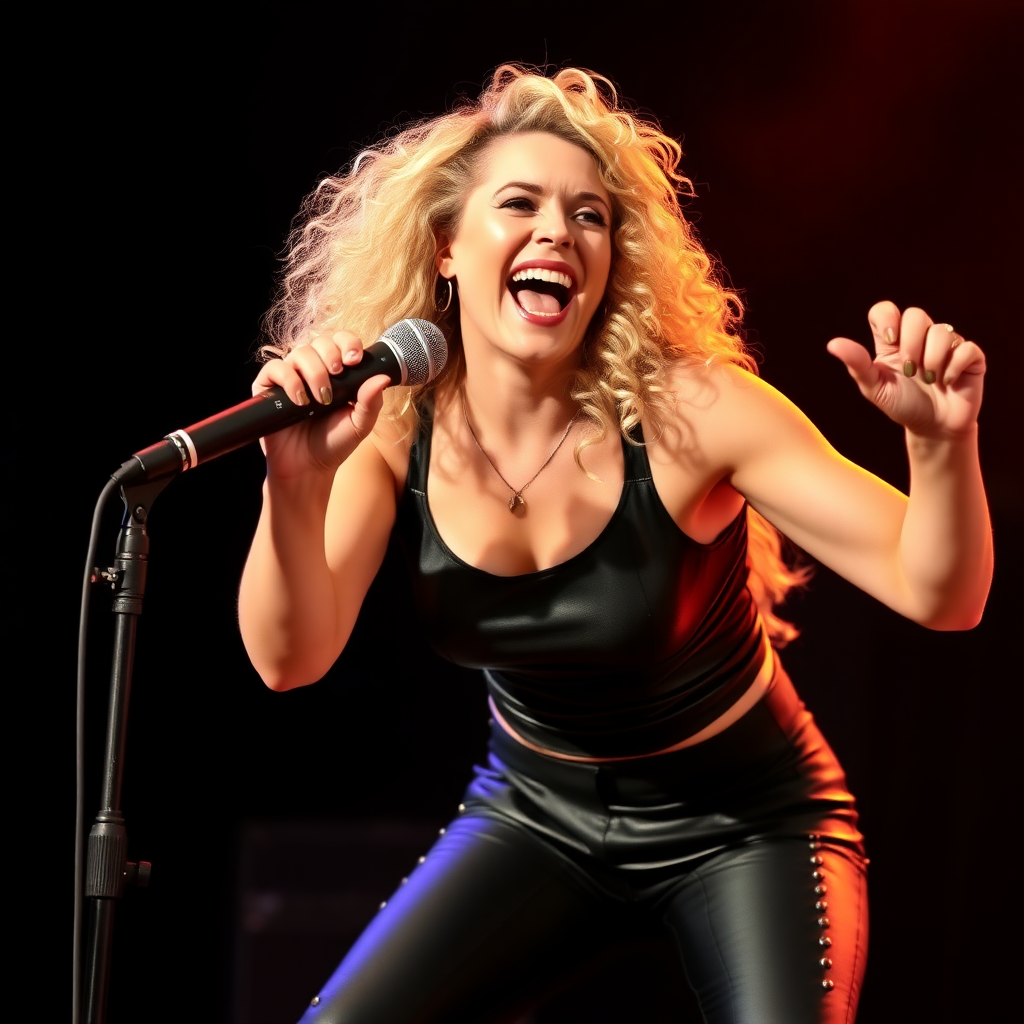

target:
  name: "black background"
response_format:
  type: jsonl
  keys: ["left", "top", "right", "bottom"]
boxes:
{"left": 50, "top": 2, "right": 1021, "bottom": 1021}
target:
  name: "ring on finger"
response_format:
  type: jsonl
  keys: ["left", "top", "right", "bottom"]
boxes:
{"left": 938, "top": 323, "right": 962, "bottom": 350}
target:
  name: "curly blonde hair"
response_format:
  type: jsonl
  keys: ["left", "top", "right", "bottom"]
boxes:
{"left": 262, "top": 64, "right": 810, "bottom": 642}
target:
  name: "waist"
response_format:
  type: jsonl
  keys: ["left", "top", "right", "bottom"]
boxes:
{"left": 489, "top": 642, "right": 777, "bottom": 764}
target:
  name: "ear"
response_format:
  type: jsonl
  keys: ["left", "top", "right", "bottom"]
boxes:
{"left": 435, "top": 232, "right": 455, "bottom": 279}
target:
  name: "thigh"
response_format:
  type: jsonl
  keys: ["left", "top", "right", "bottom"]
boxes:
{"left": 298, "top": 813, "right": 616, "bottom": 1024}
{"left": 662, "top": 837, "right": 869, "bottom": 1024}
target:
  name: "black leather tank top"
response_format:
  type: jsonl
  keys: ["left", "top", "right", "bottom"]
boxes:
{"left": 394, "top": 415, "right": 767, "bottom": 758}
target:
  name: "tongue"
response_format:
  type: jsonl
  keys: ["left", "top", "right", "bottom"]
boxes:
{"left": 517, "top": 289, "right": 562, "bottom": 315}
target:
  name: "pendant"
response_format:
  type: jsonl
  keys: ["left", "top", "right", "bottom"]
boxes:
{"left": 508, "top": 493, "right": 525, "bottom": 515}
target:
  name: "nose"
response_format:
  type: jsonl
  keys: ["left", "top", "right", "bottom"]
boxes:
{"left": 534, "top": 208, "right": 574, "bottom": 248}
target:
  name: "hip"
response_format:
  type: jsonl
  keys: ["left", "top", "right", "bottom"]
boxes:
{"left": 464, "top": 658, "right": 864, "bottom": 869}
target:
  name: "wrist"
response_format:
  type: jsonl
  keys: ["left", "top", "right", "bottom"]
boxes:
{"left": 905, "top": 423, "right": 980, "bottom": 469}
{"left": 262, "top": 466, "right": 335, "bottom": 507}
{"left": 906, "top": 420, "right": 978, "bottom": 448}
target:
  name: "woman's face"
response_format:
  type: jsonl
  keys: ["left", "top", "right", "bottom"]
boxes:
{"left": 438, "top": 131, "right": 613, "bottom": 374}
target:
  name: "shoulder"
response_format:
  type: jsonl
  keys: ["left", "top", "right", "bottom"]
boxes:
{"left": 651, "top": 358, "right": 812, "bottom": 465}
{"left": 328, "top": 398, "right": 415, "bottom": 510}
{"left": 663, "top": 358, "right": 797, "bottom": 414}
{"left": 365, "top": 402, "right": 415, "bottom": 501}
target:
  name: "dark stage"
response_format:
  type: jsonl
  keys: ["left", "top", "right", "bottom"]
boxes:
{"left": 56, "top": 2, "right": 1021, "bottom": 1021}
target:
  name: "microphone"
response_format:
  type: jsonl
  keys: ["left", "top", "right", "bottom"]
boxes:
{"left": 113, "top": 318, "right": 447, "bottom": 485}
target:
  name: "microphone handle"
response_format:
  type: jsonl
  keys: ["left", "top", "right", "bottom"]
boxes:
{"left": 114, "top": 342, "right": 403, "bottom": 485}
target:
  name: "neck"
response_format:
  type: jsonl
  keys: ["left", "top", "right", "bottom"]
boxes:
{"left": 455, "top": 351, "right": 581, "bottom": 446}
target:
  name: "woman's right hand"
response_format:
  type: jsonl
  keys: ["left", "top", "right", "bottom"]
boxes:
{"left": 251, "top": 329, "right": 391, "bottom": 479}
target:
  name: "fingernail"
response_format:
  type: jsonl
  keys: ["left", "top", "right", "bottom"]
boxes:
{"left": 295, "top": 389, "right": 310, "bottom": 406}
{"left": 884, "top": 328, "right": 896, "bottom": 346}
{"left": 903, "top": 360, "right": 916, "bottom": 377}
{"left": 345, "top": 349, "right": 362, "bottom": 364}
{"left": 330, "top": 360, "right": 343, "bottom": 374}
{"left": 320, "top": 385, "right": 333, "bottom": 405}
{"left": 943, "top": 374, "right": 954, "bottom": 387}
{"left": 923, "top": 369, "right": 936, "bottom": 385}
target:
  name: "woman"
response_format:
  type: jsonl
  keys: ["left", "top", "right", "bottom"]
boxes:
{"left": 237, "top": 66, "right": 991, "bottom": 1023}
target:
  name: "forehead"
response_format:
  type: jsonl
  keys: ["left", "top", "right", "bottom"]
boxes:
{"left": 473, "top": 131, "right": 609, "bottom": 199}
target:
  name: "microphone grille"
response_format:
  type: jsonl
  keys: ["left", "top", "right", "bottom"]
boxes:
{"left": 383, "top": 319, "right": 448, "bottom": 386}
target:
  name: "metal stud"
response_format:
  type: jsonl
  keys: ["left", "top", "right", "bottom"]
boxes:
{"left": 417, "top": 855, "right": 426, "bottom": 864}
{"left": 815, "top": 900, "right": 828, "bottom": 912}
{"left": 819, "top": 957, "right": 833, "bottom": 969}
{"left": 458, "top": 803, "right": 466, "bottom": 813}
{"left": 401, "top": 877, "right": 408, "bottom": 885}
{"left": 822, "top": 979, "right": 835, "bottom": 991}
{"left": 818, "top": 916, "right": 830, "bottom": 928}
{"left": 810, "top": 854, "right": 824, "bottom": 866}
{"left": 809, "top": 840, "right": 822, "bottom": 850}
{"left": 438, "top": 828, "right": 446, "bottom": 835}
{"left": 819, "top": 936, "right": 832, "bottom": 948}
{"left": 812, "top": 870, "right": 825, "bottom": 881}
{"left": 310, "top": 997, "right": 321, "bottom": 1007}
{"left": 814, "top": 884, "right": 827, "bottom": 896}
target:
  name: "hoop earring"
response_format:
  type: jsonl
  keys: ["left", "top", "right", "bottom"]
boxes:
{"left": 435, "top": 275, "right": 453, "bottom": 313}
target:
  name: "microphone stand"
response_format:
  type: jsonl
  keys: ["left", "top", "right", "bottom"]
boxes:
{"left": 82, "top": 475, "right": 172, "bottom": 1023}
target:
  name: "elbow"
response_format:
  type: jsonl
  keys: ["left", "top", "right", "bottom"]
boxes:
{"left": 258, "top": 665, "right": 325, "bottom": 692}
{"left": 240, "top": 620, "right": 351, "bottom": 692}
{"left": 921, "top": 618, "right": 978, "bottom": 633}
{"left": 261, "top": 671, "right": 306, "bottom": 693}
{"left": 241, "top": 628, "right": 346, "bottom": 692}
{"left": 251, "top": 642, "right": 347, "bottom": 691}
{"left": 916, "top": 599, "right": 988, "bottom": 632}
{"left": 901, "top": 571, "right": 992, "bottom": 632}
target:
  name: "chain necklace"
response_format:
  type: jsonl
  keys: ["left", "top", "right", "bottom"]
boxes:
{"left": 461, "top": 393, "right": 579, "bottom": 515}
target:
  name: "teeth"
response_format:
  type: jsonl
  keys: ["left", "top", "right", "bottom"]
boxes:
{"left": 511, "top": 268, "right": 573, "bottom": 289}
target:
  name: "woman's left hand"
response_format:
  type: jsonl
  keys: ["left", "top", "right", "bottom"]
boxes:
{"left": 826, "top": 301, "right": 986, "bottom": 439}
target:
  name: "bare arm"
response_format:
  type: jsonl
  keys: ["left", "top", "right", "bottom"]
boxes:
{"left": 722, "top": 302, "right": 992, "bottom": 629}
{"left": 237, "top": 330, "right": 397, "bottom": 690}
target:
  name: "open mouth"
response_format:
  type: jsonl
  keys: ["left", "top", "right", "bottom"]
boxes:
{"left": 508, "top": 267, "right": 575, "bottom": 317}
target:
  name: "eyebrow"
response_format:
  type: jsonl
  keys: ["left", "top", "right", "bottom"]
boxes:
{"left": 493, "top": 181, "right": 611, "bottom": 209}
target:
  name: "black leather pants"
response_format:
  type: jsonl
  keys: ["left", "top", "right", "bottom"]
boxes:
{"left": 298, "top": 664, "right": 869, "bottom": 1023}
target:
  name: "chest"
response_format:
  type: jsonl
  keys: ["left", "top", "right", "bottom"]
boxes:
{"left": 398, "top": 469, "right": 750, "bottom": 672}
{"left": 423, "top": 416, "right": 741, "bottom": 577}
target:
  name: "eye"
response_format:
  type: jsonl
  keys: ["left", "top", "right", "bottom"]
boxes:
{"left": 574, "top": 208, "right": 607, "bottom": 227}
{"left": 498, "top": 196, "right": 536, "bottom": 212}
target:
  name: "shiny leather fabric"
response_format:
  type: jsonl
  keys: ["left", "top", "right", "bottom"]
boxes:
{"left": 468, "top": 661, "right": 864, "bottom": 862}
{"left": 395, "top": 419, "right": 765, "bottom": 757}
{"left": 299, "top": 662, "right": 867, "bottom": 1024}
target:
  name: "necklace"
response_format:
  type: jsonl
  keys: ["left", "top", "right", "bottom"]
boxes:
{"left": 461, "top": 393, "right": 579, "bottom": 515}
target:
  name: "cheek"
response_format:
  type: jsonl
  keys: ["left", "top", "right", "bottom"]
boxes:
{"left": 586, "top": 247, "right": 612, "bottom": 306}
{"left": 452, "top": 217, "right": 514, "bottom": 282}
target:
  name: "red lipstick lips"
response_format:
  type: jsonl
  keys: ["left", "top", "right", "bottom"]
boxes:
{"left": 508, "top": 260, "right": 577, "bottom": 326}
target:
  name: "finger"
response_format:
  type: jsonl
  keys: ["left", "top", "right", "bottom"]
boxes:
{"left": 826, "top": 337, "right": 882, "bottom": 397}
{"left": 287, "top": 343, "right": 337, "bottom": 406}
{"left": 897, "top": 307, "right": 933, "bottom": 379}
{"left": 866, "top": 300, "right": 901, "bottom": 356}
{"left": 921, "top": 321, "right": 959, "bottom": 386}
{"left": 306, "top": 335, "right": 344, "bottom": 375}
{"left": 348, "top": 374, "right": 391, "bottom": 439}
{"left": 253, "top": 359, "right": 311, "bottom": 407}
{"left": 332, "top": 330, "right": 365, "bottom": 367}
{"left": 941, "top": 339, "right": 986, "bottom": 388}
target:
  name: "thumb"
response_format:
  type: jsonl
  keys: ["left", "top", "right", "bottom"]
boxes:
{"left": 349, "top": 373, "right": 391, "bottom": 437}
{"left": 827, "top": 337, "right": 881, "bottom": 399}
